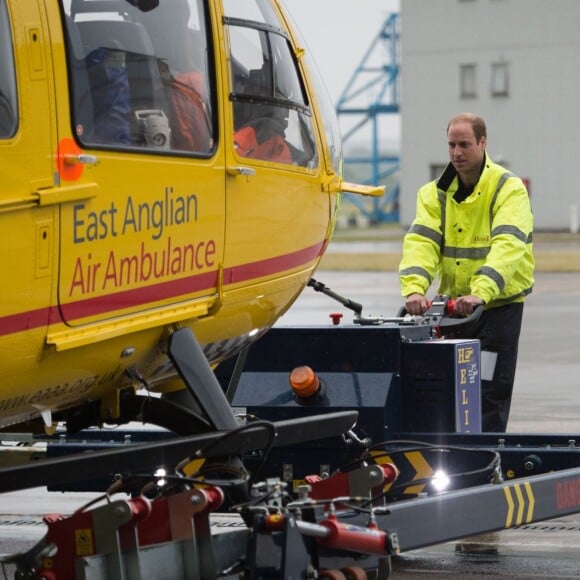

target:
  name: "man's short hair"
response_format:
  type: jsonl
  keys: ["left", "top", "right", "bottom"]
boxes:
{"left": 447, "top": 113, "right": 487, "bottom": 142}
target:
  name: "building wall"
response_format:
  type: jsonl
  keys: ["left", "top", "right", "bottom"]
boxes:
{"left": 399, "top": 0, "right": 580, "bottom": 230}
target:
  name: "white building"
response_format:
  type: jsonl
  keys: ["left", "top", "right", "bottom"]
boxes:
{"left": 399, "top": 0, "right": 580, "bottom": 231}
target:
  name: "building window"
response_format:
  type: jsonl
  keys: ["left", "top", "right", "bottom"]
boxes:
{"left": 460, "top": 64, "right": 477, "bottom": 98}
{"left": 491, "top": 62, "right": 509, "bottom": 97}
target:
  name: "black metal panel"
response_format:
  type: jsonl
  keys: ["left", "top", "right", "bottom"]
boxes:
{"left": 231, "top": 371, "right": 401, "bottom": 442}
{"left": 230, "top": 325, "right": 403, "bottom": 374}
{"left": 401, "top": 340, "right": 481, "bottom": 433}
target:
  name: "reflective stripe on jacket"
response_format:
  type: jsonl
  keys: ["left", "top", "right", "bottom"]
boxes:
{"left": 399, "top": 154, "right": 534, "bottom": 308}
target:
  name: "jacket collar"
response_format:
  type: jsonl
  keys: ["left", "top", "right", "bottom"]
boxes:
{"left": 436, "top": 152, "right": 488, "bottom": 192}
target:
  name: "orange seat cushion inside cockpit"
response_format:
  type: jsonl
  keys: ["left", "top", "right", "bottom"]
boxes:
{"left": 234, "top": 124, "right": 291, "bottom": 164}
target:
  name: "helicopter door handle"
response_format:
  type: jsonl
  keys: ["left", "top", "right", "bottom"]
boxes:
{"left": 63, "top": 153, "right": 98, "bottom": 166}
{"left": 227, "top": 166, "right": 256, "bottom": 177}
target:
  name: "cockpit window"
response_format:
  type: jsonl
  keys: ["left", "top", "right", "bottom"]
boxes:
{"left": 281, "top": 8, "right": 343, "bottom": 174}
{"left": 222, "top": 0, "right": 279, "bottom": 27}
{"left": 0, "top": 0, "right": 18, "bottom": 138}
{"left": 224, "top": 2, "right": 318, "bottom": 168}
{"left": 61, "top": 0, "right": 215, "bottom": 155}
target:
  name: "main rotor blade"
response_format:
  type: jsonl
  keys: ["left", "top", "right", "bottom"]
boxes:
{"left": 0, "top": 411, "right": 358, "bottom": 493}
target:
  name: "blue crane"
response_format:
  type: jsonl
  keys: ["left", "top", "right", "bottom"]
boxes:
{"left": 336, "top": 12, "right": 400, "bottom": 224}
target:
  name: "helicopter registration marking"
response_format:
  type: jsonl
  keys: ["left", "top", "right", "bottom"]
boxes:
{"left": 0, "top": 376, "right": 94, "bottom": 412}
{"left": 0, "top": 367, "right": 122, "bottom": 411}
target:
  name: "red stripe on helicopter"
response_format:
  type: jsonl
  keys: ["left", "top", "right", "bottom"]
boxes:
{"left": 55, "top": 270, "right": 219, "bottom": 322}
{"left": 0, "top": 241, "right": 326, "bottom": 336}
{"left": 222, "top": 241, "right": 326, "bottom": 284}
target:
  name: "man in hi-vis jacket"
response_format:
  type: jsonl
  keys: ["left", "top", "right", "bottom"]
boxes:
{"left": 399, "top": 112, "right": 534, "bottom": 432}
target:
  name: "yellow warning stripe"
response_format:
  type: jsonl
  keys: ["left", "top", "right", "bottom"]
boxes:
{"left": 503, "top": 487, "right": 514, "bottom": 528}
{"left": 180, "top": 458, "right": 206, "bottom": 478}
{"left": 371, "top": 450, "right": 434, "bottom": 494}
{"left": 524, "top": 482, "right": 535, "bottom": 522}
{"left": 514, "top": 484, "right": 525, "bottom": 524}
{"left": 405, "top": 451, "right": 433, "bottom": 495}
{"left": 503, "top": 482, "right": 535, "bottom": 528}
{"left": 371, "top": 451, "right": 395, "bottom": 492}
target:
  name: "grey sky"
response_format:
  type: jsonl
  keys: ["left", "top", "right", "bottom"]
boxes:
{"left": 281, "top": 0, "right": 401, "bottom": 146}
{"left": 282, "top": 0, "right": 400, "bottom": 105}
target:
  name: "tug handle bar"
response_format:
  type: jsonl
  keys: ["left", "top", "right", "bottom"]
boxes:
{"left": 437, "top": 302, "right": 483, "bottom": 328}
{"left": 397, "top": 297, "right": 483, "bottom": 329}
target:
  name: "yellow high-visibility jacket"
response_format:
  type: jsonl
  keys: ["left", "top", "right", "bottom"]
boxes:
{"left": 399, "top": 154, "right": 534, "bottom": 308}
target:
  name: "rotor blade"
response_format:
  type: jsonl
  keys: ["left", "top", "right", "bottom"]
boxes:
{"left": 0, "top": 411, "right": 358, "bottom": 493}
{"left": 168, "top": 326, "right": 239, "bottom": 431}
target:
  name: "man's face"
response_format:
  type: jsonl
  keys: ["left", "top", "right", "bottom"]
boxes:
{"left": 447, "top": 121, "right": 486, "bottom": 178}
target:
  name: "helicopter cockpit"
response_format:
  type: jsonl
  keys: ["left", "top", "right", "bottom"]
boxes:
{"left": 225, "top": 1, "right": 317, "bottom": 167}
{"left": 61, "top": 0, "right": 320, "bottom": 168}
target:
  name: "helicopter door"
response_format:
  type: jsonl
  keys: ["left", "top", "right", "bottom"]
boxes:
{"left": 0, "top": 0, "right": 57, "bottom": 340}
{"left": 222, "top": 3, "right": 325, "bottom": 312}
{"left": 54, "top": 0, "right": 224, "bottom": 340}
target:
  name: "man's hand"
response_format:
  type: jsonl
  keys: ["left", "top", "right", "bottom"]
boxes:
{"left": 453, "top": 294, "right": 484, "bottom": 316}
{"left": 405, "top": 293, "right": 429, "bottom": 315}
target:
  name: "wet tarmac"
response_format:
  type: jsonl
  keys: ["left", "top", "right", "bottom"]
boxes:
{"left": 392, "top": 525, "right": 580, "bottom": 578}
{"left": 0, "top": 269, "right": 579, "bottom": 578}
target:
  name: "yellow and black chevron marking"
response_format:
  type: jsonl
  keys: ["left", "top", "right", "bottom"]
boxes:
{"left": 371, "top": 450, "right": 433, "bottom": 494}
{"left": 503, "top": 481, "right": 535, "bottom": 528}
{"left": 179, "top": 457, "right": 206, "bottom": 478}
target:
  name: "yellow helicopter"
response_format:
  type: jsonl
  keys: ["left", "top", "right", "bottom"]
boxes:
{"left": 0, "top": 0, "right": 381, "bottom": 436}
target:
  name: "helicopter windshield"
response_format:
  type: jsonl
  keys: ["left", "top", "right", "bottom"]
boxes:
{"left": 224, "top": 0, "right": 318, "bottom": 167}
{"left": 61, "top": 0, "right": 215, "bottom": 155}
{"left": 281, "top": 8, "right": 343, "bottom": 175}
{"left": 300, "top": 53, "right": 343, "bottom": 175}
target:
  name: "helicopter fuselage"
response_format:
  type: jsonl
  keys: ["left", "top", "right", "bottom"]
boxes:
{"left": 0, "top": 0, "right": 345, "bottom": 430}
